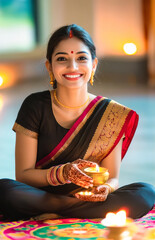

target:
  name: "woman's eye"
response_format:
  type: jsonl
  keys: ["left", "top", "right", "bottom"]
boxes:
{"left": 57, "top": 57, "right": 66, "bottom": 61}
{"left": 78, "top": 56, "right": 88, "bottom": 61}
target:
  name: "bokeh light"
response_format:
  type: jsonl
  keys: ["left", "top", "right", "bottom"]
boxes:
{"left": 0, "top": 65, "right": 17, "bottom": 88}
{"left": 123, "top": 43, "right": 137, "bottom": 55}
{"left": 0, "top": 76, "right": 3, "bottom": 87}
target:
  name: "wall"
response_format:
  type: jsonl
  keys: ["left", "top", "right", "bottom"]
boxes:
{"left": 38, "top": 0, "right": 94, "bottom": 45}
{"left": 1, "top": 0, "right": 155, "bottom": 87}
{"left": 94, "top": 0, "right": 145, "bottom": 57}
{"left": 148, "top": 0, "right": 155, "bottom": 86}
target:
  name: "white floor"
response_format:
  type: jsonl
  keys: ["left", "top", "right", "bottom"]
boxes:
{"left": 0, "top": 79, "right": 155, "bottom": 187}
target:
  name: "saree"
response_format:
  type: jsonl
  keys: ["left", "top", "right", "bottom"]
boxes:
{"left": 35, "top": 95, "right": 139, "bottom": 194}
{"left": 36, "top": 96, "right": 138, "bottom": 168}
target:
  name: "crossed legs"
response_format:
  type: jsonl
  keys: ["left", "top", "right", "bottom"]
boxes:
{"left": 0, "top": 179, "right": 154, "bottom": 220}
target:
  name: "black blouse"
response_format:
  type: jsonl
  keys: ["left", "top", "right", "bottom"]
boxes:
{"left": 13, "top": 91, "right": 69, "bottom": 164}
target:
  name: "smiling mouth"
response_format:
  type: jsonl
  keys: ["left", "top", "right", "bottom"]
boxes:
{"left": 63, "top": 74, "right": 83, "bottom": 80}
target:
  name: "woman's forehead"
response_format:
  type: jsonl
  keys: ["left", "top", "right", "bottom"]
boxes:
{"left": 53, "top": 37, "right": 91, "bottom": 55}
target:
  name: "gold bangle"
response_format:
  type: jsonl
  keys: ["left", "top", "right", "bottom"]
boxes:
{"left": 104, "top": 183, "right": 115, "bottom": 193}
{"left": 46, "top": 165, "right": 70, "bottom": 186}
{"left": 47, "top": 167, "right": 55, "bottom": 185}
{"left": 47, "top": 166, "right": 63, "bottom": 186}
{"left": 58, "top": 164, "right": 71, "bottom": 184}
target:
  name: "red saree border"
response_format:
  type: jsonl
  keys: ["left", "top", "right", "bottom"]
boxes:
{"left": 84, "top": 100, "right": 139, "bottom": 163}
{"left": 36, "top": 96, "right": 104, "bottom": 168}
{"left": 121, "top": 110, "right": 139, "bottom": 159}
{"left": 104, "top": 110, "right": 139, "bottom": 160}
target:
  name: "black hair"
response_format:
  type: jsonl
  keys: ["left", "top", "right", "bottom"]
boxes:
{"left": 46, "top": 24, "right": 96, "bottom": 63}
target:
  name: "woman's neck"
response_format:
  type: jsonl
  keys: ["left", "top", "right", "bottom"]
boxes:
{"left": 53, "top": 86, "right": 89, "bottom": 109}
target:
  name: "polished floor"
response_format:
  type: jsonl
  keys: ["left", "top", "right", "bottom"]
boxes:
{"left": 0, "top": 79, "right": 155, "bottom": 187}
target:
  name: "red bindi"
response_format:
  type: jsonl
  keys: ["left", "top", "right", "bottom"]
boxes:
{"left": 71, "top": 51, "right": 74, "bottom": 54}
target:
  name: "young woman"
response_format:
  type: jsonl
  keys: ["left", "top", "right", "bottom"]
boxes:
{"left": 0, "top": 24, "right": 154, "bottom": 220}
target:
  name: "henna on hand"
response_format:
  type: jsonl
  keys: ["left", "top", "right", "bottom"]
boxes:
{"left": 74, "top": 184, "right": 110, "bottom": 202}
{"left": 75, "top": 191, "right": 108, "bottom": 202}
{"left": 63, "top": 159, "right": 98, "bottom": 188}
{"left": 92, "top": 185, "right": 110, "bottom": 194}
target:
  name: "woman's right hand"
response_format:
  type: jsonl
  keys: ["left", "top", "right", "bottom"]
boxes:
{"left": 63, "top": 159, "right": 98, "bottom": 188}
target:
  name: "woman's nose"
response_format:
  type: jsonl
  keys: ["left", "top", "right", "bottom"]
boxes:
{"left": 67, "top": 59, "right": 78, "bottom": 70}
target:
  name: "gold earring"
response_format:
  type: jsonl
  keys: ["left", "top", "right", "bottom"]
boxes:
{"left": 90, "top": 71, "right": 94, "bottom": 86}
{"left": 50, "top": 72, "right": 54, "bottom": 86}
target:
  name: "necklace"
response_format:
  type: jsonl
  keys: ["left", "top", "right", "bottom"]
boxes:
{"left": 53, "top": 90, "right": 89, "bottom": 109}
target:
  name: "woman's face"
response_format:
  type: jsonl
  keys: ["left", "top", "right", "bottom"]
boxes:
{"left": 49, "top": 37, "right": 97, "bottom": 89}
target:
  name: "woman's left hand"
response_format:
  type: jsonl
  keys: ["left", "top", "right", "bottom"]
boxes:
{"left": 75, "top": 184, "right": 110, "bottom": 202}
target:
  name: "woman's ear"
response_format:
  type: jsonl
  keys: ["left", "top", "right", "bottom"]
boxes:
{"left": 45, "top": 60, "right": 52, "bottom": 74}
{"left": 93, "top": 57, "right": 98, "bottom": 73}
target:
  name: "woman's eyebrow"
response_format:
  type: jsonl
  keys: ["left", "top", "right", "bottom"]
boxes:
{"left": 55, "top": 52, "right": 68, "bottom": 56}
{"left": 76, "top": 51, "right": 89, "bottom": 55}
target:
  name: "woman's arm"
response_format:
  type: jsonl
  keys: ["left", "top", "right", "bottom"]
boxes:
{"left": 15, "top": 132, "right": 97, "bottom": 188}
{"left": 15, "top": 132, "right": 48, "bottom": 187}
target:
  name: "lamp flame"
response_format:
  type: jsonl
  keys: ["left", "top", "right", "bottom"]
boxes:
{"left": 116, "top": 210, "right": 126, "bottom": 226}
{"left": 96, "top": 165, "right": 100, "bottom": 172}
{"left": 78, "top": 191, "right": 93, "bottom": 196}
{"left": 101, "top": 210, "right": 127, "bottom": 227}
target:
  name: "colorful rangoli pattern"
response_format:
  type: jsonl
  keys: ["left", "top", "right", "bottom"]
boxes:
{"left": 135, "top": 205, "right": 155, "bottom": 228}
{"left": 0, "top": 206, "right": 154, "bottom": 240}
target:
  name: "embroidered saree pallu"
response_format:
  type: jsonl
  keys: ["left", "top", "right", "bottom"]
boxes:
{"left": 37, "top": 96, "right": 138, "bottom": 166}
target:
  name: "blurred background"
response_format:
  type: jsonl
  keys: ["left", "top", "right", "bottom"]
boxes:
{"left": 0, "top": 0, "right": 155, "bottom": 186}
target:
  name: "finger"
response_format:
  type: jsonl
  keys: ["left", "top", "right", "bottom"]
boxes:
{"left": 74, "top": 159, "right": 98, "bottom": 167}
{"left": 73, "top": 166, "right": 94, "bottom": 182}
{"left": 92, "top": 187, "right": 99, "bottom": 194}
{"left": 69, "top": 168, "right": 93, "bottom": 188}
{"left": 91, "top": 194, "right": 107, "bottom": 202}
{"left": 78, "top": 176, "right": 93, "bottom": 188}
{"left": 99, "top": 185, "right": 111, "bottom": 194}
{"left": 77, "top": 180, "right": 93, "bottom": 188}
{"left": 77, "top": 160, "right": 98, "bottom": 169}
{"left": 72, "top": 178, "right": 93, "bottom": 188}
{"left": 87, "top": 161, "right": 99, "bottom": 167}
{"left": 96, "top": 185, "right": 107, "bottom": 193}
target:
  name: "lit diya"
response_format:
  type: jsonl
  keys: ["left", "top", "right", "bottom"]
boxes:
{"left": 77, "top": 190, "right": 94, "bottom": 196}
{"left": 101, "top": 210, "right": 135, "bottom": 240}
{"left": 84, "top": 165, "right": 109, "bottom": 186}
{"left": 76, "top": 166, "right": 109, "bottom": 196}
